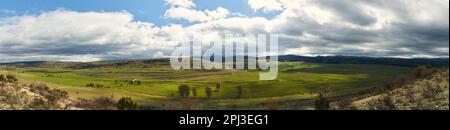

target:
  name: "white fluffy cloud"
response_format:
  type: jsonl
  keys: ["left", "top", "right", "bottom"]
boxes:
{"left": 165, "top": 7, "right": 229, "bottom": 23}
{"left": 248, "top": 0, "right": 284, "bottom": 12}
{"left": 0, "top": 10, "right": 183, "bottom": 62}
{"left": 164, "top": 0, "right": 229, "bottom": 23}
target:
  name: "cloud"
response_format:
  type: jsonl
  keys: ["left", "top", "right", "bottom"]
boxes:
{"left": 165, "top": 0, "right": 195, "bottom": 8}
{"left": 0, "top": 0, "right": 449, "bottom": 62}
{"left": 164, "top": 0, "right": 230, "bottom": 23}
{"left": 0, "top": 10, "right": 181, "bottom": 62}
{"left": 165, "top": 7, "right": 229, "bottom": 23}
{"left": 266, "top": 0, "right": 449, "bottom": 58}
{"left": 248, "top": 0, "right": 284, "bottom": 12}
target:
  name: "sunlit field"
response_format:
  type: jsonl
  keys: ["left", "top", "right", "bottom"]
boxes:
{"left": 6, "top": 60, "right": 410, "bottom": 109}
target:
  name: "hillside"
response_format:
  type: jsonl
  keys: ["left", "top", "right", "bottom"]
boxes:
{"left": 1, "top": 72, "right": 120, "bottom": 110}
{"left": 1, "top": 80, "right": 76, "bottom": 110}
{"left": 349, "top": 69, "right": 449, "bottom": 110}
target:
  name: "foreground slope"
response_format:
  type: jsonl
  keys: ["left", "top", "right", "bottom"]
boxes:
{"left": 350, "top": 69, "right": 449, "bottom": 110}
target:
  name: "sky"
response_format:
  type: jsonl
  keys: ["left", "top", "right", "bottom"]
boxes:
{"left": 0, "top": 0, "right": 449, "bottom": 62}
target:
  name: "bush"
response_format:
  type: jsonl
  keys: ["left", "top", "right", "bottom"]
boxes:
{"left": 0, "top": 74, "right": 6, "bottom": 82}
{"left": 383, "top": 74, "right": 413, "bottom": 91}
{"left": 75, "top": 96, "right": 117, "bottom": 110}
{"left": 216, "top": 82, "right": 222, "bottom": 92}
{"left": 135, "top": 80, "right": 141, "bottom": 85}
{"left": 28, "top": 83, "right": 68, "bottom": 105}
{"left": 192, "top": 87, "right": 198, "bottom": 97}
{"left": 6, "top": 74, "right": 18, "bottom": 83}
{"left": 0, "top": 74, "right": 18, "bottom": 83}
{"left": 380, "top": 95, "right": 396, "bottom": 110}
{"left": 412, "top": 65, "right": 432, "bottom": 79}
{"left": 236, "top": 85, "right": 243, "bottom": 99}
{"left": 314, "top": 87, "right": 331, "bottom": 110}
{"left": 422, "top": 81, "right": 442, "bottom": 99}
{"left": 314, "top": 93, "right": 330, "bottom": 110}
{"left": 46, "top": 89, "right": 68, "bottom": 103}
{"left": 86, "top": 83, "right": 106, "bottom": 88}
{"left": 205, "top": 86, "right": 212, "bottom": 99}
{"left": 86, "top": 83, "right": 94, "bottom": 87}
{"left": 29, "top": 83, "right": 50, "bottom": 93}
{"left": 383, "top": 79, "right": 395, "bottom": 91}
{"left": 95, "top": 84, "right": 103, "bottom": 88}
{"left": 117, "top": 97, "right": 139, "bottom": 110}
{"left": 178, "top": 84, "right": 190, "bottom": 97}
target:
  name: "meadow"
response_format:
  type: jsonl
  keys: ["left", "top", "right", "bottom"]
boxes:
{"left": 6, "top": 60, "right": 411, "bottom": 109}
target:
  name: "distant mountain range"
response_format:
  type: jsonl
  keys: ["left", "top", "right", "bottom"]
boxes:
{"left": 1, "top": 55, "right": 448, "bottom": 68}
{"left": 277, "top": 55, "right": 449, "bottom": 68}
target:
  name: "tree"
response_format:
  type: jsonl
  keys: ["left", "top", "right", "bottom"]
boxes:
{"left": 192, "top": 87, "right": 198, "bottom": 97}
{"left": 205, "top": 86, "right": 212, "bottom": 99}
{"left": 178, "top": 84, "right": 191, "bottom": 97}
{"left": 236, "top": 85, "right": 243, "bottom": 99}
{"left": 216, "top": 82, "right": 222, "bottom": 92}
{"left": 136, "top": 80, "right": 141, "bottom": 85}
{"left": 117, "top": 97, "right": 138, "bottom": 110}
{"left": 86, "top": 83, "right": 95, "bottom": 87}
{"left": 314, "top": 87, "right": 331, "bottom": 110}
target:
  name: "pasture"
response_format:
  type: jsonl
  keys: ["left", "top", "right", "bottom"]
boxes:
{"left": 7, "top": 61, "right": 410, "bottom": 109}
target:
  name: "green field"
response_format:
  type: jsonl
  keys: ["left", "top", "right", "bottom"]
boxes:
{"left": 7, "top": 61, "right": 410, "bottom": 109}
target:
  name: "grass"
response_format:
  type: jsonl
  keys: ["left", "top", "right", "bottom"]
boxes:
{"left": 7, "top": 62, "right": 411, "bottom": 109}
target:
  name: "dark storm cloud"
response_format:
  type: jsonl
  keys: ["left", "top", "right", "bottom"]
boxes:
{"left": 271, "top": 0, "right": 449, "bottom": 58}
{"left": 316, "top": 0, "right": 378, "bottom": 26}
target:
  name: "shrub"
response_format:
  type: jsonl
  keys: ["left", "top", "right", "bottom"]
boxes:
{"left": 75, "top": 96, "right": 117, "bottom": 110}
{"left": 86, "top": 83, "right": 94, "bottom": 87}
{"left": 314, "top": 93, "right": 330, "bottom": 110}
{"left": 0, "top": 74, "right": 6, "bottom": 82}
{"left": 46, "top": 89, "right": 69, "bottom": 104}
{"left": 395, "top": 75, "right": 412, "bottom": 86}
{"left": 135, "top": 80, "right": 141, "bottom": 85}
{"left": 314, "top": 87, "right": 331, "bottom": 110}
{"left": 86, "top": 83, "right": 106, "bottom": 88}
{"left": 383, "top": 78, "right": 398, "bottom": 91}
{"left": 95, "top": 84, "right": 103, "bottom": 88}
{"left": 117, "top": 97, "right": 139, "bottom": 110}
{"left": 412, "top": 65, "right": 431, "bottom": 79}
{"left": 216, "top": 82, "right": 222, "bottom": 92}
{"left": 29, "top": 83, "right": 50, "bottom": 94}
{"left": 6, "top": 74, "right": 18, "bottom": 83}
{"left": 28, "top": 83, "right": 68, "bottom": 105}
{"left": 236, "top": 85, "right": 243, "bottom": 99}
{"left": 178, "top": 84, "right": 190, "bottom": 97}
{"left": 381, "top": 95, "right": 396, "bottom": 110}
{"left": 422, "top": 81, "right": 442, "bottom": 99}
{"left": 0, "top": 74, "right": 18, "bottom": 83}
{"left": 205, "top": 86, "right": 212, "bottom": 99}
{"left": 192, "top": 87, "right": 198, "bottom": 97}
{"left": 383, "top": 75, "right": 413, "bottom": 91}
